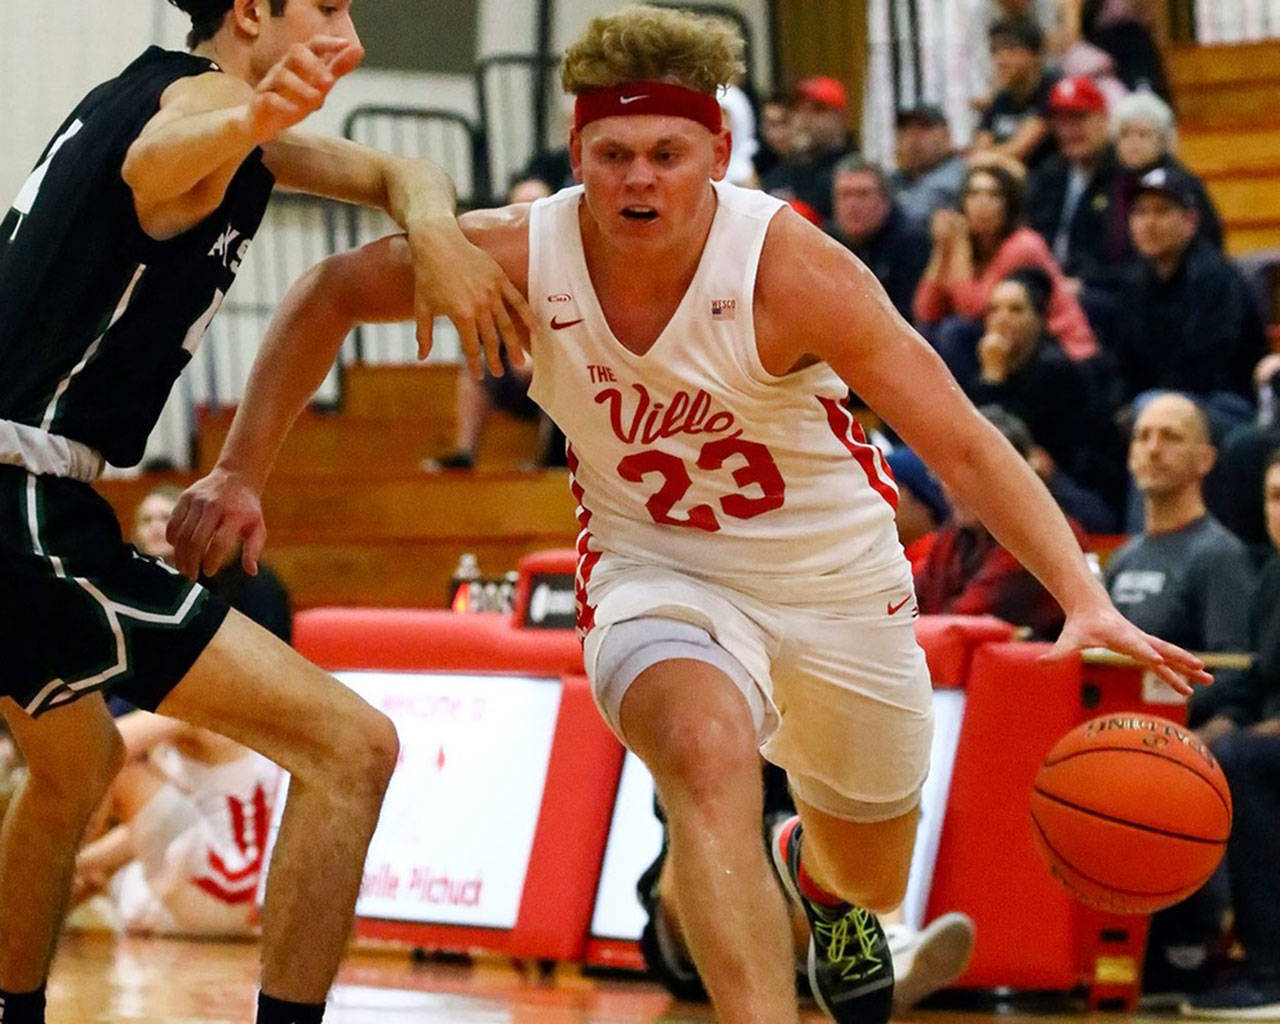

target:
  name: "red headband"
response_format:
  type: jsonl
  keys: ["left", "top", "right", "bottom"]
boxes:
{"left": 574, "top": 81, "right": 724, "bottom": 135}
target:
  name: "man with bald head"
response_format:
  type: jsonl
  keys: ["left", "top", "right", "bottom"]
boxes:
{"left": 1106, "top": 392, "right": 1259, "bottom": 1000}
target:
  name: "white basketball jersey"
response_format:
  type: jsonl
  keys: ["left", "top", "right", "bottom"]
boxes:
{"left": 527, "top": 180, "right": 908, "bottom": 624}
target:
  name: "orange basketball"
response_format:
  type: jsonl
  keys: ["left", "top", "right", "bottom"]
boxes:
{"left": 1029, "top": 713, "right": 1232, "bottom": 915}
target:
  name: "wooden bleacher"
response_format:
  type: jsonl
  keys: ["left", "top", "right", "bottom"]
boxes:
{"left": 1171, "top": 40, "right": 1280, "bottom": 257}
{"left": 96, "top": 363, "right": 578, "bottom": 610}
{"left": 195, "top": 364, "right": 542, "bottom": 476}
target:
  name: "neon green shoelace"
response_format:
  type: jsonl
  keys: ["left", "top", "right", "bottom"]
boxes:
{"left": 814, "top": 907, "right": 884, "bottom": 983}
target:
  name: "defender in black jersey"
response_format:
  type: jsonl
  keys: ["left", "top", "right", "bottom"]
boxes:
{"left": 0, "top": 2, "right": 531, "bottom": 1022}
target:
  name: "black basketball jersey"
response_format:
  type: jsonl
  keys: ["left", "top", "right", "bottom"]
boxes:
{"left": 0, "top": 47, "right": 274, "bottom": 468}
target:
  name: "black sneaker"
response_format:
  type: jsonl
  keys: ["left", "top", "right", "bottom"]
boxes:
{"left": 1181, "top": 976, "right": 1280, "bottom": 1020}
{"left": 772, "top": 816, "right": 894, "bottom": 1024}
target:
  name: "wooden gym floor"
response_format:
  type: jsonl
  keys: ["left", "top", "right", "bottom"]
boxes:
{"left": 51, "top": 934, "right": 1181, "bottom": 1023}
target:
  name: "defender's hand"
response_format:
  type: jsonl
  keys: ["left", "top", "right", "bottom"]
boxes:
{"left": 246, "top": 36, "right": 364, "bottom": 145}
{"left": 167, "top": 468, "right": 267, "bottom": 580}
{"left": 407, "top": 220, "right": 536, "bottom": 379}
{"left": 1042, "top": 601, "right": 1212, "bottom": 697}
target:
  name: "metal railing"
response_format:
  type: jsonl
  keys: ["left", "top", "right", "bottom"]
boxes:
{"left": 475, "top": 53, "right": 565, "bottom": 198}
{"left": 340, "top": 106, "right": 489, "bottom": 364}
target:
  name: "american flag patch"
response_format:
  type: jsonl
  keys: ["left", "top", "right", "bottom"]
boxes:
{"left": 711, "top": 298, "right": 737, "bottom": 321}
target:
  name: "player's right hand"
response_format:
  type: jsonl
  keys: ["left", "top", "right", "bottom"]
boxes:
{"left": 246, "top": 36, "right": 364, "bottom": 145}
{"left": 167, "top": 468, "right": 268, "bottom": 580}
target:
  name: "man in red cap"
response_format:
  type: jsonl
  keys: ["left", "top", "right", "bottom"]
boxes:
{"left": 1025, "top": 75, "right": 1123, "bottom": 339}
{"left": 761, "top": 74, "right": 854, "bottom": 222}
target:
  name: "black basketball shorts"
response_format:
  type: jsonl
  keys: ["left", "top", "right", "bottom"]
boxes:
{"left": 0, "top": 466, "right": 228, "bottom": 717}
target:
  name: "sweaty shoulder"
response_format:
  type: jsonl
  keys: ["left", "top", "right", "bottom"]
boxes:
{"left": 754, "top": 205, "right": 894, "bottom": 377}
{"left": 459, "top": 202, "right": 532, "bottom": 298}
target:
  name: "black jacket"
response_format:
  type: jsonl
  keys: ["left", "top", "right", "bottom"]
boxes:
{"left": 829, "top": 205, "right": 931, "bottom": 320}
{"left": 1026, "top": 146, "right": 1123, "bottom": 288}
{"left": 967, "top": 336, "right": 1120, "bottom": 499}
{"left": 1112, "top": 236, "right": 1269, "bottom": 402}
{"left": 1248, "top": 553, "right": 1280, "bottom": 723}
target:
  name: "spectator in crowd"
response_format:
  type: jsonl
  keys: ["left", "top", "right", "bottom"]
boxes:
{"left": 1025, "top": 76, "right": 1125, "bottom": 338}
{"left": 915, "top": 405, "right": 1082, "bottom": 638}
{"left": 753, "top": 91, "right": 794, "bottom": 180}
{"left": 891, "top": 104, "right": 967, "bottom": 223}
{"left": 967, "top": 268, "right": 1122, "bottom": 517}
{"left": 1209, "top": 355, "right": 1280, "bottom": 555}
{"left": 886, "top": 446, "right": 950, "bottom": 572}
{"left": 914, "top": 162, "right": 1098, "bottom": 387}
{"left": 972, "top": 16, "right": 1061, "bottom": 170}
{"left": 1106, "top": 393, "right": 1257, "bottom": 734}
{"left": 1112, "top": 168, "right": 1268, "bottom": 430}
{"left": 828, "top": 157, "right": 931, "bottom": 319}
{"left": 1111, "top": 91, "right": 1223, "bottom": 251}
{"left": 1181, "top": 448, "right": 1280, "bottom": 1019}
{"left": 1066, "top": 0, "right": 1169, "bottom": 99}
{"left": 761, "top": 75, "right": 854, "bottom": 221}
{"left": 429, "top": 177, "right": 565, "bottom": 473}
{"left": 1109, "top": 400, "right": 1267, "bottom": 1006}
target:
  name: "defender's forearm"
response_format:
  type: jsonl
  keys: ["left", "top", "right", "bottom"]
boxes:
{"left": 215, "top": 261, "right": 355, "bottom": 492}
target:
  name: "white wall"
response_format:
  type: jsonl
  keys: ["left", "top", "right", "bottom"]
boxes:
{"left": 0, "top": 0, "right": 774, "bottom": 470}
{"left": 0, "top": 1, "right": 167, "bottom": 201}
{"left": 2, "top": 1, "right": 772, "bottom": 202}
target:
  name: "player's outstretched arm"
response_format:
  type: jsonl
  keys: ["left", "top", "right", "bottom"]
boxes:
{"left": 123, "top": 36, "right": 363, "bottom": 240}
{"left": 755, "top": 209, "right": 1210, "bottom": 695}
{"left": 169, "top": 205, "right": 531, "bottom": 579}
{"left": 262, "top": 133, "right": 535, "bottom": 374}
{"left": 168, "top": 235, "right": 415, "bottom": 579}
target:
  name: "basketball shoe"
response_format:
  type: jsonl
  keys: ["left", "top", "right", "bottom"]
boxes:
{"left": 772, "top": 816, "right": 894, "bottom": 1024}
{"left": 888, "top": 911, "right": 975, "bottom": 1012}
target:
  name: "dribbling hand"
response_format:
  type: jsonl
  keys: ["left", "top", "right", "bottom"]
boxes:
{"left": 167, "top": 468, "right": 268, "bottom": 580}
{"left": 246, "top": 36, "right": 364, "bottom": 145}
{"left": 1041, "top": 601, "right": 1213, "bottom": 697}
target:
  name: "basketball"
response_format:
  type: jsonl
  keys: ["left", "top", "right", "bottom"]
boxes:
{"left": 1030, "top": 713, "right": 1233, "bottom": 915}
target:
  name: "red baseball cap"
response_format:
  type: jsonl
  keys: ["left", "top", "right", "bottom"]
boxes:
{"left": 795, "top": 76, "right": 848, "bottom": 111}
{"left": 1048, "top": 76, "right": 1107, "bottom": 114}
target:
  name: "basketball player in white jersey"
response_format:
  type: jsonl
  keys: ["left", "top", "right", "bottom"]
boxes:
{"left": 171, "top": 8, "right": 1210, "bottom": 1022}
{"left": 72, "top": 709, "right": 279, "bottom": 937}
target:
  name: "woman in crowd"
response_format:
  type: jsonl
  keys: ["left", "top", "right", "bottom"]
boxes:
{"left": 1110, "top": 90, "right": 1223, "bottom": 251}
{"left": 967, "top": 268, "right": 1122, "bottom": 522}
{"left": 913, "top": 163, "right": 1097, "bottom": 388}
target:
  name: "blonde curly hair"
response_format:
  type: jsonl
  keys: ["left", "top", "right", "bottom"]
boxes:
{"left": 561, "top": 5, "right": 746, "bottom": 96}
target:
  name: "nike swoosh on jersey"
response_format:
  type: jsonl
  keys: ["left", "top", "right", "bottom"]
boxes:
{"left": 550, "top": 316, "right": 585, "bottom": 330}
{"left": 887, "top": 595, "right": 913, "bottom": 615}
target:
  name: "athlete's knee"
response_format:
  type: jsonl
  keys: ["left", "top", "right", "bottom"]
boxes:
{"left": 330, "top": 704, "right": 399, "bottom": 800}
{"left": 646, "top": 712, "right": 758, "bottom": 805}
{"left": 22, "top": 713, "right": 125, "bottom": 811}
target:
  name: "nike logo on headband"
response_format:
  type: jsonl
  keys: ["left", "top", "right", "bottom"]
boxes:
{"left": 619, "top": 95, "right": 649, "bottom": 104}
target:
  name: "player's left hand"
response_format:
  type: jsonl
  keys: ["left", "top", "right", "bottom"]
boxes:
{"left": 1041, "top": 601, "right": 1212, "bottom": 697}
{"left": 406, "top": 221, "right": 535, "bottom": 379}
